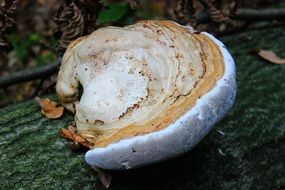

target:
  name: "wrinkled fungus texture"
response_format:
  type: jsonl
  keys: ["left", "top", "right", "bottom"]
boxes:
{"left": 84, "top": 31, "right": 236, "bottom": 169}
{"left": 56, "top": 20, "right": 226, "bottom": 147}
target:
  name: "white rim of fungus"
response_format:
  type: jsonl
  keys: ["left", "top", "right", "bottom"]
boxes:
{"left": 85, "top": 32, "right": 236, "bottom": 170}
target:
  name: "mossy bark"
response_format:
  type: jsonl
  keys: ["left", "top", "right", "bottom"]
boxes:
{"left": 1, "top": 24, "right": 285, "bottom": 189}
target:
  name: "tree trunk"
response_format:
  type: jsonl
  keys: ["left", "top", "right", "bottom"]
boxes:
{"left": 1, "top": 24, "right": 285, "bottom": 189}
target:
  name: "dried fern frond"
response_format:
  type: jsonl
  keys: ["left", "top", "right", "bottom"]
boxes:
{"left": 54, "top": 0, "right": 103, "bottom": 54}
{"left": 0, "top": 0, "right": 17, "bottom": 51}
{"left": 54, "top": 0, "right": 84, "bottom": 54}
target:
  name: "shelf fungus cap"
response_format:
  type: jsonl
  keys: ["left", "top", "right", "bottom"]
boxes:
{"left": 56, "top": 20, "right": 236, "bottom": 170}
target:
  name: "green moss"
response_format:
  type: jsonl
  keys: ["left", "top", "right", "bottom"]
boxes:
{"left": 1, "top": 25, "right": 285, "bottom": 189}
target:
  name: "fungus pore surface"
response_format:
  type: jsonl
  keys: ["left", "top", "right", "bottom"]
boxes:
{"left": 56, "top": 20, "right": 224, "bottom": 147}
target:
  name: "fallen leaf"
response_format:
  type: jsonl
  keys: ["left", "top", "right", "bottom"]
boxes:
{"left": 35, "top": 97, "right": 64, "bottom": 119}
{"left": 68, "top": 123, "right": 77, "bottom": 133}
{"left": 60, "top": 124, "right": 94, "bottom": 149}
{"left": 258, "top": 50, "right": 285, "bottom": 64}
{"left": 94, "top": 167, "right": 113, "bottom": 188}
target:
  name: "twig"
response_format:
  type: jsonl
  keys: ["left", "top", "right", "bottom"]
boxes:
{"left": 216, "top": 22, "right": 285, "bottom": 37}
{"left": 31, "top": 77, "right": 46, "bottom": 97}
{"left": 0, "top": 58, "right": 61, "bottom": 88}
{"left": 235, "top": 8, "right": 285, "bottom": 21}
{"left": 195, "top": 8, "right": 285, "bottom": 23}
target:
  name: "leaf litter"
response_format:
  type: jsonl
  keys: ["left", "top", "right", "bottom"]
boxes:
{"left": 60, "top": 124, "right": 112, "bottom": 187}
{"left": 35, "top": 97, "right": 64, "bottom": 119}
{"left": 258, "top": 50, "right": 285, "bottom": 64}
{"left": 60, "top": 123, "right": 94, "bottom": 149}
{"left": 36, "top": 97, "right": 111, "bottom": 187}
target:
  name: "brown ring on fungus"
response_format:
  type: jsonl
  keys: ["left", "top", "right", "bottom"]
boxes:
{"left": 56, "top": 20, "right": 236, "bottom": 170}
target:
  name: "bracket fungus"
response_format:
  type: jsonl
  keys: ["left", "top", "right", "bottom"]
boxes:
{"left": 56, "top": 20, "right": 236, "bottom": 170}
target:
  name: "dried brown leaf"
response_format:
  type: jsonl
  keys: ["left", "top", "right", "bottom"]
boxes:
{"left": 60, "top": 128, "right": 74, "bottom": 141}
{"left": 94, "top": 167, "right": 112, "bottom": 188}
{"left": 68, "top": 122, "right": 77, "bottom": 133}
{"left": 35, "top": 97, "right": 64, "bottom": 119}
{"left": 258, "top": 50, "right": 285, "bottom": 64}
{"left": 127, "top": 0, "right": 139, "bottom": 9}
{"left": 60, "top": 126, "right": 94, "bottom": 149}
